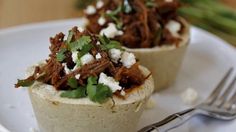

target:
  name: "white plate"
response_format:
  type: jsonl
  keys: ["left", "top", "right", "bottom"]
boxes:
{"left": 0, "top": 19, "right": 236, "bottom": 132}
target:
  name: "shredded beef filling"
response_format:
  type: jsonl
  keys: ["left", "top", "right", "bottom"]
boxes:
{"left": 15, "top": 27, "right": 145, "bottom": 91}
{"left": 86, "top": 0, "right": 182, "bottom": 48}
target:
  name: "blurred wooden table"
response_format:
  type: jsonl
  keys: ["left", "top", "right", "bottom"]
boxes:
{"left": 0, "top": 0, "right": 81, "bottom": 29}
{"left": 0, "top": 0, "right": 236, "bottom": 29}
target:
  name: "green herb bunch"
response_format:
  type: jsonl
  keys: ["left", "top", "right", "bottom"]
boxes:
{"left": 61, "top": 76, "right": 112, "bottom": 104}
{"left": 179, "top": 0, "right": 236, "bottom": 46}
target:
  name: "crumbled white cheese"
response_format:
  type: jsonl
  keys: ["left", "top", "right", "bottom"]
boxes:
{"left": 106, "top": 10, "right": 111, "bottom": 14}
{"left": 181, "top": 88, "right": 198, "bottom": 105}
{"left": 120, "top": 52, "right": 136, "bottom": 68}
{"left": 99, "top": 23, "right": 123, "bottom": 38}
{"left": 109, "top": 48, "right": 122, "bottom": 63}
{"left": 75, "top": 74, "right": 81, "bottom": 80}
{"left": 29, "top": 127, "right": 38, "bottom": 132}
{"left": 62, "top": 63, "right": 71, "bottom": 74}
{"left": 71, "top": 51, "right": 78, "bottom": 63}
{"left": 165, "top": 20, "right": 181, "bottom": 38}
{"left": 96, "top": 0, "right": 104, "bottom": 9}
{"left": 120, "top": 90, "right": 126, "bottom": 96}
{"left": 117, "top": 30, "right": 124, "bottom": 35}
{"left": 72, "top": 65, "right": 79, "bottom": 72}
{"left": 78, "top": 27, "right": 84, "bottom": 32}
{"left": 98, "top": 72, "right": 122, "bottom": 93}
{"left": 80, "top": 53, "right": 95, "bottom": 65}
{"left": 98, "top": 16, "right": 106, "bottom": 26}
{"left": 95, "top": 53, "right": 102, "bottom": 60}
{"left": 96, "top": 41, "right": 101, "bottom": 45}
{"left": 85, "top": 5, "right": 96, "bottom": 15}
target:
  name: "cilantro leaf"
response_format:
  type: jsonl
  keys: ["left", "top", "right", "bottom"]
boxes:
{"left": 68, "top": 36, "right": 91, "bottom": 51}
{"left": 15, "top": 77, "right": 35, "bottom": 88}
{"left": 116, "top": 21, "right": 123, "bottom": 30}
{"left": 77, "top": 43, "right": 93, "bottom": 58}
{"left": 67, "top": 77, "right": 78, "bottom": 89}
{"left": 99, "top": 35, "right": 123, "bottom": 50}
{"left": 67, "top": 30, "right": 74, "bottom": 44}
{"left": 99, "top": 34, "right": 110, "bottom": 45}
{"left": 86, "top": 76, "right": 112, "bottom": 104}
{"left": 86, "top": 76, "right": 98, "bottom": 100}
{"left": 105, "top": 6, "right": 123, "bottom": 29}
{"left": 93, "top": 84, "right": 112, "bottom": 103}
{"left": 102, "top": 40, "right": 122, "bottom": 50}
{"left": 108, "top": 5, "right": 122, "bottom": 16}
{"left": 75, "top": 59, "right": 82, "bottom": 68}
{"left": 56, "top": 48, "right": 67, "bottom": 62}
{"left": 123, "top": 0, "right": 132, "bottom": 13}
{"left": 87, "top": 84, "right": 97, "bottom": 101}
{"left": 88, "top": 76, "right": 98, "bottom": 85}
{"left": 106, "top": 14, "right": 123, "bottom": 29}
{"left": 60, "top": 87, "right": 87, "bottom": 98}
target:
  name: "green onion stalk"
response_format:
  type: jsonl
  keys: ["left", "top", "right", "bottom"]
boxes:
{"left": 179, "top": 0, "right": 236, "bottom": 46}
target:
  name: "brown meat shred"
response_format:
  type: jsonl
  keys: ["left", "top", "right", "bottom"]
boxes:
{"left": 15, "top": 27, "right": 145, "bottom": 91}
{"left": 86, "top": 0, "right": 182, "bottom": 48}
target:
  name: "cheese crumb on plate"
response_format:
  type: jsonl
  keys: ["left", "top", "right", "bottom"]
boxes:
{"left": 181, "top": 87, "right": 198, "bottom": 105}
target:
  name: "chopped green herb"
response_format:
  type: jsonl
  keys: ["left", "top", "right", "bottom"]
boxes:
{"left": 60, "top": 87, "right": 87, "bottom": 98}
{"left": 68, "top": 36, "right": 92, "bottom": 51}
{"left": 86, "top": 76, "right": 98, "bottom": 101}
{"left": 67, "top": 77, "right": 78, "bottom": 89}
{"left": 92, "top": 84, "right": 112, "bottom": 103}
{"left": 99, "top": 34, "right": 110, "bottom": 45}
{"left": 108, "top": 5, "right": 122, "bottom": 16}
{"left": 116, "top": 21, "right": 123, "bottom": 30}
{"left": 100, "top": 40, "right": 122, "bottom": 50}
{"left": 75, "top": 59, "right": 82, "bottom": 68}
{"left": 88, "top": 76, "right": 98, "bottom": 85}
{"left": 67, "top": 30, "right": 74, "bottom": 44}
{"left": 106, "top": 6, "right": 123, "bottom": 29}
{"left": 77, "top": 43, "right": 93, "bottom": 58}
{"left": 123, "top": 0, "right": 132, "bottom": 13}
{"left": 99, "top": 35, "right": 123, "bottom": 50}
{"left": 15, "top": 78, "right": 35, "bottom": 87}
{"left": 56, "top": 48, "right": 67, "bottom": 62}
{"left": 86, "top": 76, "right": 112, "bottom": 103}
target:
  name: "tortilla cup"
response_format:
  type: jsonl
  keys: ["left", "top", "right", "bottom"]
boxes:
{"left": 125, "top": 17, "right": 190, "bottom": 92}
{"left": 28, "top": 66, "right": 154, "bottom": 132}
